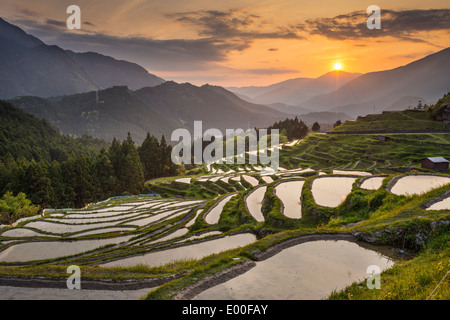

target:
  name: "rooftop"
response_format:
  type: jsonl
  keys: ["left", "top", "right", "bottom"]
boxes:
{"left": 424, "top": 157, "right": 449, "bottom": 163}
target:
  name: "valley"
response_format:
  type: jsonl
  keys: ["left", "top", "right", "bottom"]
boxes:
{"left": 0, "top": 117, "right": 449, "bottom": 299}
{"left": 0, "top": 8, "right": 449, "bottom": 303}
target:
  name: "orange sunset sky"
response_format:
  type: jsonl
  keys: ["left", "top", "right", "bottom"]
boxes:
{"left": 1, "top": 0, "right": 449, "bottom": 86}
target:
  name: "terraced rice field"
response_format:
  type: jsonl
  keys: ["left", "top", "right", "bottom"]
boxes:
{"left": 0, "top": 160, "right": 448, "bottom": 300}
{"left": 242, "top": 175, "right": 259, "bottom": 187}
{"left": 245, "top": 186, "right": 267, "bottom": 222}
{"left": 360, "top": 176, "right": 385, "bottom": 190}
{"left": 274, "top": 180, "right": 304, "bottom": 219}
{"left": 311, "top": 176, "right": 357, "bottom": 207}
{"left": 390, "top": 175, "right": 450, "bottom": 195}
{"left": 103, "top": 233, "right": 256, "bottom": 268}
{"left": 204, "top": 194, "right": 236, "bottom": 225}
{"left": 0, "top": 198, "right": 206, "bottom": 264}
{"left": 193, "top": 240, "right": 396, "bottom": 300}
{"left": 2, "top": 168, "right": 447, "bottom": 266}
{"left": 426, "top": 197, "right": 450, "bottom": 210}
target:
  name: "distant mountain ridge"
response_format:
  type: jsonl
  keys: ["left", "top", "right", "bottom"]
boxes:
{"left": 230, "top": 48, "right": 450, "bottom": 119}
{"left": 0, "top": 17, "right": 165, "bottom": 99}
{"left": 9, "top": 82, "right": 289, "bottom": 144}
{"left": 228, "top": 71, "right": 362, "bottom": 106}
{"left": 135, "top": 81, "right": 286, "bottom": 132}
{"left": 298, "top": 48, "right": 450, "bottom": 117}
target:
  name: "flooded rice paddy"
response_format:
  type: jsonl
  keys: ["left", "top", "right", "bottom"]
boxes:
{"left": 0, "top": 286, "right": 154, "bottom": 300}
{"left": 390, "top": 175, "right": 450, "bottom": 195}
{"left": 311, "top": 177, "right": 357, "bottom": 207}
{"left": 360, "top": 177, "right": 385, "bottom": 190}
{"left": 242, "top": 175, "right": 259, "bottom": 187}
{"left": 245, "top": 186, "right": 267, "bottom": 222}
{"left": 0, "top": 165, "right": 447, "bottom": 300}
{"left": 426, "top": 196, "right": 450, "bottom": 210}
{"left": 274, "top": 180, "right": 304, "bottom": 219}
{"left": 0, "top": 235, "right": 133, "bottom": 262}
{"left": 102, "top": 233, "right": 257, "bottom": 268}
{"left": 204, "top": 194, "right": 235, "bottom": 225}
{"left": 194, "top": 240, "right": 396, "bottom": 300}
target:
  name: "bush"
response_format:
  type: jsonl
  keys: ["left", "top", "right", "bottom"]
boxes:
{"left": 368, "top": 190, "right": 387, "bottom": 212}
{"left": 0, "top": 192, "right": 40, "bottom": 224}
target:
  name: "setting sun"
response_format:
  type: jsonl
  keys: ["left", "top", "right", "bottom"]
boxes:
{"left": 333, "top": 63, "right": 343, "bottom": 71}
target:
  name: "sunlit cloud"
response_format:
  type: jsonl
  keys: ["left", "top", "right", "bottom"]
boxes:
{"left": 168, "top": 9, "right": 304, "bottom": 40}
{"left": 1, "top": 1, "right": 449, "bottom": 86}
{"left": 305, "top": 9, "right": 450, "bottom": 43}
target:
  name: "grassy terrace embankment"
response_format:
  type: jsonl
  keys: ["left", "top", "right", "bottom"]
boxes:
{"left": 0, "top": 105, "right": 449, "bottom": 300}
{"left": 0, "top": 169, "right": 448, "bottom": 300}
{"left": 331, "top": 109, "right": 450, "bottom": 133}
{"left": 279, "top": 133, "right": 450, "bottom": 173}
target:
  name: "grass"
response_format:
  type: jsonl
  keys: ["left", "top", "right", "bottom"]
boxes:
{"left": 332, "top": 109, "right": 450, "bottom": 133}
{"left": 280, "top": 133, "right": 450, "bottom": 174}
{"left": 329, "top": 232, "right": 450, "bottom": 300}
{"left": 0, "top": 175, "right": 448, "bottom": 300}
{"left": 1, "top": 113, "right": 449, "bottom": 300}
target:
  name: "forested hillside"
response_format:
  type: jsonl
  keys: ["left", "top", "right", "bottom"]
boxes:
{"left": 0, "top": 100, "right": 106, "bottom": 162}
{"left": 0, "top": 101, "right": 178, "bottom": 213}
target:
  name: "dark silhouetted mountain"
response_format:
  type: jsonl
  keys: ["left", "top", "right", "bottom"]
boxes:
{"left": 297, "top": 111, "right": 352, "bottom": 126}
{"left": 0, "top": 99, "right": 107, "bottom": 162}
{"left": 0, "top": 18, "right": 164, "bottom": 99}
{"left": 299, "top": 48, "right": 450, "bottom": 117}
{"left": 9, "top": 83, "right": 287, "bottom": 144}
{"left": 65, "top": 50, "right": 165, "bottom": 90}
{"left": 9, "top": 86, "right": 182, "bottom": 144}
{"left": 0, "top": 17, "right": 44, "bottom": 48}
{"left": 265, "top": 103, "right": 313, "bottom": 115}
{"left": 135, "top": 82, "right": 287, "bottom": 133}
{"left": 228, "top": 71, "right": 361, "bottom": 106}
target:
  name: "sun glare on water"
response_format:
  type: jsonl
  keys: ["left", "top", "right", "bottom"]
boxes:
{"left": 333, "top": 63, "right": 343, "bottom": 71}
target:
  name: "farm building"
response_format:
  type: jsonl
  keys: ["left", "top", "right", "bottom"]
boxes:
{"left": 421, "top": 157, "right": 449, "bottom": 170}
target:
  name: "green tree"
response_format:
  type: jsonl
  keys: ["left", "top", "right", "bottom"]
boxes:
{"left": 92, "top": 148, "right": 119, "bottom": 199}
{"left": 0, "top": 192, "right": 40, "bottom": 224}
{"left": 159, "top": 135, "right": 177, "bottom": 177}
{"left": 119, "top": 133, "right": 144, "bottom": 195}
{"left": 48, "top": 160, "right": 67, "bottom": 208}
{"left": 108, "top": 138, "right": 123, "bottom": 176}
{"left": 22, "top": 160, "right": 53, "bottom": 207}
{"left": 312, "top": 122, "right": 321, "bottom": 132}
{"left": 62, "top": 154, "right": 94, "bottom": 208}
{"left": 138, "top": 133, "right": 161, "bottom": 180}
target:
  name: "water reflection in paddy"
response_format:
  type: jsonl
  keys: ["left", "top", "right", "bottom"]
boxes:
{"left": 205, "top": 194, "right": 235, "bottom": 225}
{"left": 245, "top": 187, "right": 267, "bottom": 222}
{"left": 311, "top": 177, "right": 356, "bottom": 207}
{"left": 274, "top": 180, "right": 304, "bottom": 219}
{"left": 102, "top": 233, "right": 257, "bottom": 268}
{"left": 194, "top": 240, "right": 399, "bottom": 300}
{"left": 390, "top": 175, "right": 450, "bottom": 195}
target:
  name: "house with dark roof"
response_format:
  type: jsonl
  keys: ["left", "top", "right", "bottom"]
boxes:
{"left": 421, "top": 157, "right": 449, "bottom": 170}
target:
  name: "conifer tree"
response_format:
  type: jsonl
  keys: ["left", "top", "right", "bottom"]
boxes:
{"left": 23, "top": 160, "right": 53, "bottom": 207}
{"left": 49, "top": 160, "right": 66, "bottom": 208}
{"left": 138, "top": 133, "right": 160, "bottom": 180}
{"left": 120, "top": 133, "right": 144, "bottom": 195}
{"left": 93, "top": 148, "right": 119, "bottom": 199}
{"left": 312, "top": 122, "right": 321, "bottom": 132}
